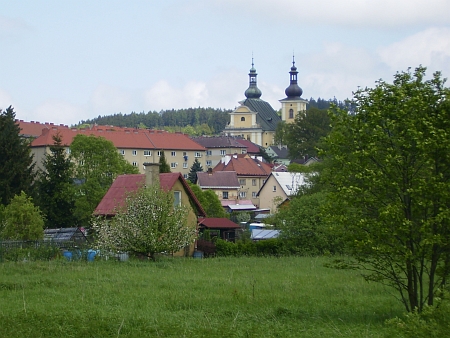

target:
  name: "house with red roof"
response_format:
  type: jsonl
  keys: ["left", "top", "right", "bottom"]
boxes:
{"left": 191, "top": 136, "right": 247, "bottom": 168}
{"left": 197, "top": 169, "right": 240, "bottom": 207}
{"left": 30, "top": 126, "right": 206, "bottom": 178}
{"left": 213, "top": 154, "right": 272, "bottom": 207}
{"left": 197, "top": 217, "right": 241, "bottom": 242}
{"left": 94, "top": 163, "right": 206, "bottom": 257}
{"left": 16, "top": 119, "right": 69, "bottom": 138}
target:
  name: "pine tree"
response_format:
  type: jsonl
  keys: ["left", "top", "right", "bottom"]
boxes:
{"left": 38, "top": 133, "right": 76, "bottom": 228}
{"left": 0, "top": 106, "right": 36, "bottom": 205}
{"left": 159, "top": 151, "right": 171, "bottom": 173}
{"left": 188, "top": 158, "right": 203, "bottom": 184}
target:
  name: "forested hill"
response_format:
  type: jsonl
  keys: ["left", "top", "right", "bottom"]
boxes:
{"left": 79, "top": 107, "right": 231, "bottom": 134}
{"left": 78, "top": 98, "right": 348, "bottom": 135}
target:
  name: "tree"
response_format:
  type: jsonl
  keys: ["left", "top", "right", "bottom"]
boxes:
{"left": 187, "top": 182, "right": 227, "bottom": 218}
{"left": 38, "top": 133, "right": 77, "bottom": 228}
{"left": 70, "top": 134, "right": 138, "bottom": 227}
{"left": 158, "top": 151, "right": 171, "bottom": 173}
{"left": 188, "top": 158, "right": 203, "bottom": 184}
{"left": 285, "top": 107, "right": 331, "bottom": 159}
{"left": 93, "top": 185, "right": 196, "bottom": 261}
{"left": 320, "top": 66, "right": 450, "bottom": 312}
{"left": 274, "top": 121, "right": 287, "bottom": 146}
{"left": 1, "top": 191, "right": 44, "bottom": 240}
{"left": 0, "top": 106, "right": 36, "bottom": 205}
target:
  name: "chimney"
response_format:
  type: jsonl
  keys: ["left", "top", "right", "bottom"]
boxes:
{"left": 143, "top": 162, "right": 160, "bottom": 187}
{"left": 208, "top": 167, "right": 213, "bottom": 175}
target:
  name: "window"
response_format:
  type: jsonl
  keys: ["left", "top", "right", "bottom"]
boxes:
{"left": 171, "top": 151, "right": 176, "bottom": 157}
{"left": 183, "top": 152, "right": 187, "bottom": 156}
{"left": 132, "top": 150, "right": 137, "bottom": 156}
{"left": 239, "top": 191, "right": 246, "bottom": 198}
{"left": 171, "top": 162, "right": 177, "bottom": 168}
{"left": 195, "top": 152, "right": 202, "bottom": 158}
{"left": 241, "top": 149, "right": 246, "bottom": 154}
{"left": 183, "top": 174, "right": 188, "bottom": 179}
{"left": 66, "top": 148, "right": 71, "bottom": 154}
{"left": 220, "top": 150, "right": 226, "bottom": 156}
{"left": 252, "top": 192, "right": 257, "bottom": 198}
{"left": 144, "top": 150, "right": 152, "bottom": 156}
{"left": 157, "top": 151, "right": 162, "bottom": 157}
{"left": 119, "top": 149, "right": 125, "bottom": 155}
{"left": 273, "top": 186, "right": 277, "bottom": 192}
{"left": 206, "top": 150, "right": 212, "bottom": 156}
{"left": 206, "top": 160, "right": 212, "bottom": 166}
{"left": 183, "top": 162, "right": 188, "bottom": 169}
{"left": 132, "top": 161, "right": 138, "bottom": 167}
{"left": 239, "top": 179, "right": 246, "bottom": 185}
{"left": 289, "top": 109, "right": 294, "bottom": 119}
{"left": 262, "top": 179, "right": 266, "bottom": 184}
{"left": 223, "top": 191, "right": 228, "bottom": 199}
{"left": 240, "top": 117, "right": 245, "bottom": 121}
{"left": 252, "top": 179, "right": 256, "bottom": 186}
{"left": 173, "top": 191, "right": 181, "bottom": 207}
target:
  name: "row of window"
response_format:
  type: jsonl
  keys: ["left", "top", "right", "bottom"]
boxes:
{"left": 119, "top": 150, "right": 202, "bottom": 157}
{"left": 239, "top": 179, "right": 258, "bottom": 186}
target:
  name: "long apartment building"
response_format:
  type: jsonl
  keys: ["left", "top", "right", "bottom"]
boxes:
{"left": 30, "top": 126, "right": 206, "bottom": 178}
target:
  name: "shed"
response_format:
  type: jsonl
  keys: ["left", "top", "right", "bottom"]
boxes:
{"left": 44, "top": 228, "right": 88, "bottom": 244}
{"left": 251, "top": 229, "right": 280, "bottom": 241}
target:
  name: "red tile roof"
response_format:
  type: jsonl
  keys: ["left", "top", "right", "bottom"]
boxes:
{"left": 198, "top": 217, "right": 240, "bottom": 229}
{"left": 147, "top": 131, "right": 206, "bottom": 151}
{"left": 234, "top": 139, "right": 260, "bottom": 154}
{"left": 94, "top": 173, "right": 206, "bottom": 217}
{"left": 197, "top": 171, "right": 239, "bottom": 188}
{"left": 17, "top": 120, "right": 69, "bottom": 138}
{"left": 213, "top": 155, "right": 271, "bottom": 177}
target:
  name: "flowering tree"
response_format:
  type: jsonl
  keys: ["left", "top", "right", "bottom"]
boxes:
{"left": 93, "top": 184, "right": 196, "bottom": 261}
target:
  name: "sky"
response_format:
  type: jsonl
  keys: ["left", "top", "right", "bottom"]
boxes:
{"left": 1, "top": 0, "right": 449, "bottom": 126}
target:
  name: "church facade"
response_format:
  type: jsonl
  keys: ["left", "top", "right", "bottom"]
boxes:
{"left": 224, "top": 58, "right": 307, "bottom": 147}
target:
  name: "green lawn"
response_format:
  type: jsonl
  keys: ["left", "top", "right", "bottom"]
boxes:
{"left": 0, "top": 256, "right": 403, "bottom": 337}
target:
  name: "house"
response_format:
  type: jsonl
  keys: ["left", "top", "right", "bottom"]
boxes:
{"left": 224, "top": 58, "right": 307, "bottom": 147}
{"left": 196, "top": 169, "right": 240, "bottom": 207}
{"left": 213, "top": 153, "right": 272, "bottom": 207}
{"left": 16, "top": 120, "right": 69, "bottom": 139}
{"left": 94, "top": 163, "right": 206, "bottom": 257}
{"left": 197, "top": 217, "right": 241, "bottom": 242}
{"left": 191, "top": 136, "right": 247, "bottom": 168}
{"left": 265, "top": 145, "right": 290, "bottom": 165}
{"left": 256, "top": 172, "right": 306, "bottom": 213}
{"left": 30, "top": 126, "right": 207, "bottom": 178}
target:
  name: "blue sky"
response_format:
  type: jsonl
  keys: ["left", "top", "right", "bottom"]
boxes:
{"left": 1, "top": 0, "right": 449, "bottom": 126}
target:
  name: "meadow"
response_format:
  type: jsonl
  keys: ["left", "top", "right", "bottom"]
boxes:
{"left": 0, "top": 256, "right": 404, "bottom": 337}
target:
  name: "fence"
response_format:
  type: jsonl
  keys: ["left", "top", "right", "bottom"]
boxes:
{"left": 0, "top": 240, "right": 88, "bottom": 262}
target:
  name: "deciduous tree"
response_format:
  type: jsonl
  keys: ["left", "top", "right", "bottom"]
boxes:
{"left": 321, "top": 66, "right": 450, "bottom": 312}
{"left": 93, "top": 185, "right": 196, "bottom": 261}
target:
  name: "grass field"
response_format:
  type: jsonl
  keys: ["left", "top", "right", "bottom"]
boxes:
{"left": 0, "top": 256, "right": 404, "bottom": 337}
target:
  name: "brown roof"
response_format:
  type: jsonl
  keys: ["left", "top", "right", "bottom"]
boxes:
{"left": 17, "top": 120, "right": 69, "bottom": 138}
{"left": 197, "top": 171, "right": 240, "bottom": 189}
{"left": 213, "top": 155, "right": 271, "bottom": 177}
{"left": 31, "top": 127, "right": 206, "bottom": 151}
{"left": 191, "top": 136, "right": 246, "bottom": 149}
{"left": 198, "top": 217, "right": 240, "bottom": 229}
{"left": 94, "top": 173, "right": 206, "bottom": 217}
{"left": 234, "top": 139, "right": 260, "bottom": 154}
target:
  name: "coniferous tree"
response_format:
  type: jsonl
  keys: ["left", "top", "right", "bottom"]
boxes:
{"left": 38, "top": 133, "right": 77, "bottom": 228}
{"left": 0, "top": 106, "right": 36, "bottom": 205}
{"left": 158, "top": 151, "right": 171, "bottom": 173}
{"left": 188, "top": 158, "right": 203, "bottom": 184}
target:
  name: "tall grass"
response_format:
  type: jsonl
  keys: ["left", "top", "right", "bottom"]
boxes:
{"left": 0, "top": 256, "right": 402, "bottom": 337}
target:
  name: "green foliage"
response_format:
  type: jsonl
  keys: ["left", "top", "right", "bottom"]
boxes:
{"left": 0, "top": 243, "right": 61, "bottom": 262}
{"left": 214, "top": 238, "right": 287, "bottom": 257}
{"left": 37, "top": 133, "right": 77, "bottom": 228}
{"left": 1, "top": 191, "right": 44, "bottom": 241}
{"left": 188, "top": 158, "right": 203, "bottom": 183}
{"left": 93, "top": 185, "right": 195, "bottom": 260}
{"left": 158, "top": 151, "right": 171, "bottom": 173}
{"left": 320, "top": 66, "right": 450, "bottom": 312}
{"left": 285, "top": 107, "right": 331, "bottom": 159}
{"left": 70, "top": 134, "right": 138, "bottom": 227}
{"left": 0, "top": 106, "right": 36, "bottom": 205}
{"left": 258, "top": 146, "right": 272, "bottom": 163}
{"left": 187, "top": 183, "right": 227, "bottom": 218}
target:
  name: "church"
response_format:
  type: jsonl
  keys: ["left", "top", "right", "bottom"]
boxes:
{"left": 224, "top": 58, "right": 307, "bottom": 147}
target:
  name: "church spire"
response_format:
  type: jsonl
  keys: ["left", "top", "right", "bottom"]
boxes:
{"left": 284, "top": 55, "right": 303, "bottom": 98}
{"left": 244, "top": 57, "right": 262, "bottom": 99}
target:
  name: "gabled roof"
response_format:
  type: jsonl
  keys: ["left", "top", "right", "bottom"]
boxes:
{"left": 94, "top": 173, "right": 206, "bottom": 217}
{"left": 191, "top": 136, "right": 246, "bottom": 149}
{"left": 257, "top": 172, "right": 306, "bottom": 197}
{"left": 240, "top": 98, "right": 281, "bottom": 132}
{"left": 197, "top": 171, "right": 240, "bottom": 189}
{"left": 234, "top": 139, "right": 261, "bottom": 154}
{"left": 267, "top": 146, "right": 289, "bottom": 159}
{"left": 17, "top": 120, "right": 69, "bottom": 138}
{"left": 198, "top": 217, "right": 240, "bottom": 229}
{"left": 213, "top": 155, "right": 271, "bottom": 177}
{"left": 147, "top": 131, "right": 206, "bottom": 151}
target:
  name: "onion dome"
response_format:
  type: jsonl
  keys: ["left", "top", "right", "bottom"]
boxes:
{"left": 285, "top": 56, "right": 303, "bottom": 98}
{"left": 245, "top": 60, "right": 262, "bottom": 99}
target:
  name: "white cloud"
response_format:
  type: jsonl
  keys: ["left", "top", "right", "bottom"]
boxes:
{"left": 0, "top": 15, "right": 31, "bottom": 40}
{"left": 378, "top": 27, "right": 450, "bottom": 74}
{"left": 204, "top": 0, "right": 450, "bottom": 28}
{"left": 0, "top": 89, "right": 14, "bottom": 110}
{"left": 33, "top": 100, "right": 87, "bottom": 126}
{"left": 90, "top": 84, "right": 133, "bottom": 113}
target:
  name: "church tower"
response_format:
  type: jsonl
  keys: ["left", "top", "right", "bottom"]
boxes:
{"left": 279, "top": 56, "right": 307, "bottom": 123}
